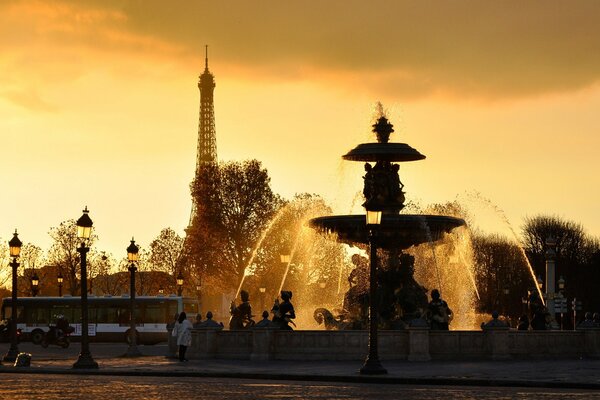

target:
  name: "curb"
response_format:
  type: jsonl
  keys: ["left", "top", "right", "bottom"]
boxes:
{"left": 1, "top": 366, "right": 599, "bottom": 390}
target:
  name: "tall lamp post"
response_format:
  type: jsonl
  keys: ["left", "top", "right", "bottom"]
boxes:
{"left": 31, "top": 272, "right": 39, "bottom": 297}
{"left": 360, "top": 209, "right": 386, "bottom": 375}
{"left": 3, "top": 230, "right": 23, "bottom": 362}
{"left": 73, "top": 206, "right": 98, "bottom": 369}
{"left": 125, "top": 238, "right": 142, "bottom": 357}
{"left": 176, "top": 272, "right": 184, "bottom": 296}
{"left": 57, "top": 270, "right": 63, "bottom": 297}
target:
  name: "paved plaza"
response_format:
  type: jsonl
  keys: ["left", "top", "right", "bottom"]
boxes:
{"left": 1, "top": 343, "right": 600, "bottom": 391}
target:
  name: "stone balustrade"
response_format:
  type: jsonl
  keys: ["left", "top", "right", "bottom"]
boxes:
{"left": 168, "top": 326, "right": 600, "bottom": 361}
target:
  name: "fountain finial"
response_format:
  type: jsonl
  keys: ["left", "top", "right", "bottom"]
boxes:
{"left": 372, "top": 116, "right": 394, "bottom": 143}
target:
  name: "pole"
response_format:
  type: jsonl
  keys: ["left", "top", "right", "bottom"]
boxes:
{"left": 545, "top": 238, "right": 559, "bottom": 329}
{"left": 3, "top": 259, "right": 20, "bottom": 362}
{"left": 58, "top": 283, "right": 62, "bottom": 297}
{"left": 73, "top": 242, "right": 98, "bottom": 369}
{"left": 125, "top": 263, "right": 141, "bottom": 357}
{"left": 360, "top": 230, "right": 387, "bottom": 375}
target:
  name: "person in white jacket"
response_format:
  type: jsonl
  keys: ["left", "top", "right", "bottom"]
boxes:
{"left": 172, "top": 311, "right": 192, "bottom": 361}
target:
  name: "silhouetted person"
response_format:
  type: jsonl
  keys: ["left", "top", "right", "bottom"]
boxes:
{"left": 426, "top": 289, "right": 452, "bottom": 330}
{"left": 528, "top": 291, "right": 546, "bottom": 330}
{"left": 193, "top": 313, "right": 203, "bottom": 329}
{"left": 517, "top": 315, "right": 530, "bottom": 331}
{"left": 577, "top": 312, "right": 596, "bottom": 329}
{"left": 199, "top": 311, "right": 224, "bottom": 329}
{"left": 172, "top": 311, "right": 192, "bottom": 362}
{"left": 254, "top": 311, "right": 272, "bottom": 328}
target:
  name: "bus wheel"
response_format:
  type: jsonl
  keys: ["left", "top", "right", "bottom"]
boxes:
{"left": 31, "top": 329, "right": 44, "bottom": 345}
{"left": 125, "top": 329, "right": 140, "bottom": 345}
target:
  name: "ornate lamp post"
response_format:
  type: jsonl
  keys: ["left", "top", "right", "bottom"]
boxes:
{"left": 57, "top": 270, "right": 64, "bottom": 297}
{"left": 360, "top": 209, "right": 386, "bottom": 375}
{"left": 73, "top": 207, "right": 98, "bottom": 369}
{"left": 3, "top": 230, "right": 23, "bottom": 362}
{"left": 176, "top": 272, "right": 184, "bottom": 296}
{"left": 31, "top": 272, "right": 39, "bottom": 297}
{"left": 125, "top": 238, "right": 142, "bottom": 357}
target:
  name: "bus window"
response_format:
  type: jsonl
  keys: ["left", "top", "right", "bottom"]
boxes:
{"left": 15, "top": 306, "right": 25, "bottom": 323}
{"left": 25, "top": 307, "right": 50, "bottom": 325}
{"left": 144, "top": 304, "right": 166, "bottom": 324}
{"left": 96, "top": 306, "right": 119, "bottom": 324}
{"left": 117, "top": 308, "right": 129, "bottom": 325}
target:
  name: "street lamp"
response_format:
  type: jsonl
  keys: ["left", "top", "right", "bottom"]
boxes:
{"left": 158, "top": 286, "right": 164, "bottom": 296}
{"left": 259, "top": 286, "right": 266, "bottom": 312}
{"left": 73, "top": 206, "right": 98, "bottom": 369}
{"left": 177, "top": 272, "right": 184, "bottom": 296}
{"left": 537, "top": 275, "right": 544, "bottom": 292}
{"left": 502, "top": 285, "right": 510, "bottom": 321}
{"left": 558, "top": 276, "right": 565, "bottom": 292}
{"left": 3, "top": 230, "right": 23, "bottom": 362}
{"left": 125, "top": 238, "right": 141, "bottom": 357}
{"left": 360, "top": 209, "right": 386, "bottom": 375}
{"left": 57, "top": 270, "right": 64, "bottom": 297}
{"left": 319, "top": 281, "right": 326, "bottom": 289}
{"left": 31, "top": 272, "right": 39, "bottom": 297}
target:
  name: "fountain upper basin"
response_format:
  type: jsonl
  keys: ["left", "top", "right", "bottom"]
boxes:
{"left": 309, "top": 214, "right": 465, "bottom": 250}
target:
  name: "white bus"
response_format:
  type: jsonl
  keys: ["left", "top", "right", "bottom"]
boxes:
{"left": 1, "top": 295, "right": 199, "bottom": 345}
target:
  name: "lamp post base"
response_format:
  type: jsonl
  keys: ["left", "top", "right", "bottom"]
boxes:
{"left": 73, "top": 353, "right": 98, "bottom": 369}
{"left": 360, "top": 356, "right": 388, "bottom": 375}
{"left": 2, "top": 346, "right": 19, "bottom": 362}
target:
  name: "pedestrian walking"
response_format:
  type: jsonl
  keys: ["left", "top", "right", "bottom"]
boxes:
{"left": 172, "top": 311, "right": 192, "bottom": 361}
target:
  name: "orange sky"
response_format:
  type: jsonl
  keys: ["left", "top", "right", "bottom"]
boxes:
{"left": 1, "top": 0, "right": 600, "bottom": 266}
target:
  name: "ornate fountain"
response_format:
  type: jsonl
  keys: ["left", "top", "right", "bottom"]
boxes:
{"left": 310, "top": 113, "right": 466, "bottom": 330}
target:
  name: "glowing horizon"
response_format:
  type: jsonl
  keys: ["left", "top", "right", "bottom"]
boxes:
{"left": 1, "top": 1, "right": 600, "bottom": 267}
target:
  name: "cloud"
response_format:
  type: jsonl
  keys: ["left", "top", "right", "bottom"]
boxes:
{"left": 1, "top": 89, "right": 59, "bottom": 112}
{"left": 4, "top": 0, "right": 600, "bottom": 100}
{"left": 70, "top": 0, "right": 600, "bottom": 100}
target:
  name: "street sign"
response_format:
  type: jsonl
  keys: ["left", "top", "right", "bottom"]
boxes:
{"left": 555, "top": 298, "right": 568, "bottom": 313}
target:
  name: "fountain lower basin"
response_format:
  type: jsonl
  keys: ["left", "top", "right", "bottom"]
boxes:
{"left": 309, "top": 214, "right": 465, "bottom": 250}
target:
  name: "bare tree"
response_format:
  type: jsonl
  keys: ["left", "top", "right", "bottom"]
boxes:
{"left": 47, "top": 219, "right": 97, "bottom": 295}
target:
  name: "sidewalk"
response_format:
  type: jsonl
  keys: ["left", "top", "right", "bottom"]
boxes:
{"left": 2, "top": 349, "right": 600, "bottom": 390}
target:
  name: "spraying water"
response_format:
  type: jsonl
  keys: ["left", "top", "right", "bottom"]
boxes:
{"left": 461, "top": 191, "right": 545, "bottom": 305}
{"left": 235, "top": 205, "right": 288, "bottom": 298}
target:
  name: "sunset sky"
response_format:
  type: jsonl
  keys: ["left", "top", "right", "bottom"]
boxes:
{"left": 1, "top": 1, "right": 600, "bottom": 263}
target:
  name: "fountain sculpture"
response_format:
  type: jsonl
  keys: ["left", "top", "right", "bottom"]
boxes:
{"left": 310, "top": 113, "right": 466, "bottom": 329}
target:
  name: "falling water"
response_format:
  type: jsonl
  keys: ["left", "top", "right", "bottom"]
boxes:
{"left": 461, "top": 191, "right": 545, "bottom": 305}
{"left": 277, "top": 224, "right": 304, "bottom": 294}
{"left": 418, "top": 216, "right": 444, "bottom": 295}
{"left": 235, "top": 205, "right": 289, "bottom": 299}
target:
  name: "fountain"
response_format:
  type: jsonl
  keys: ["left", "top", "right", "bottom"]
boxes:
{"left": 309, "top": 112, "right": 466, "bottom": 329}
{"left": 186, "top": 110, "right": 600, "bottom": 363}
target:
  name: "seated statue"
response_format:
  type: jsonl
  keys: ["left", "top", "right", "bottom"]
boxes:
{"left": 253, "top": 311, "right": 273, "bottom": 328}
{"left": 197, "top": 311, "right": 224, "bottom": 329}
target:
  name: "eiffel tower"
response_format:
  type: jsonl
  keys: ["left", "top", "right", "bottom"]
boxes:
{"left": 189, "top": 45, "right": 217, "bottom": 228}
{"left": 180, "top": 46, "right": 217, "bottom": 282}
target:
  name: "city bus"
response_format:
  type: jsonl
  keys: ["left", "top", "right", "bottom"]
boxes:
{"left": 0, "top": 295, "right": 199, "bottom": 345}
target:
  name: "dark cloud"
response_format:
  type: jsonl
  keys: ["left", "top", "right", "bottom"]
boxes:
{"left": 52, "top": 1, "right": 600, "bottom": 98}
